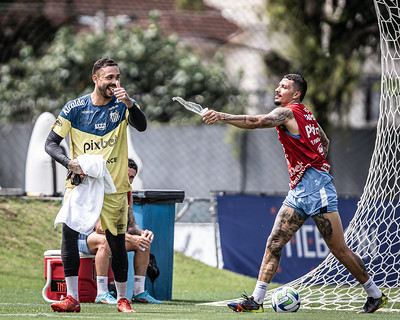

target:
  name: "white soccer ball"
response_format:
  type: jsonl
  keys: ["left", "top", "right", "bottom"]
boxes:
{"left": 271, "top": 286, "right": 301, "bottom": 313}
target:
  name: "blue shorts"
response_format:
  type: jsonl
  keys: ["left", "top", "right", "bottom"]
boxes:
{"left": 77, "top": 233, "right": 92, "bottom": 255}
{"left": 283, "top": 180, "right": 338, "bottom": 219}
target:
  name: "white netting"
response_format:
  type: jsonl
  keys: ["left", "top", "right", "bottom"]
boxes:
{"left": 205, "top": 0, "right": 400, "bottom": 312}
{"left": 206, "top": 1, "right": 399, "bottom": 311}
{"left": 262, "top": 0, "right": 400, "bottom": 312}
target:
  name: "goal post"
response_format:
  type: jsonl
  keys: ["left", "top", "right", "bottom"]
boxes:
{"left": 268, "top": 0, "right": 400, "bottom": 312}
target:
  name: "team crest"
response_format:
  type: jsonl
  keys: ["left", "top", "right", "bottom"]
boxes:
{"left": 110, "top": 110, "right": 120, "bottom": 123}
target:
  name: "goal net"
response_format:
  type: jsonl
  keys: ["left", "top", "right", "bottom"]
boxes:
{"left": 264, "top": 0, "right": 400, "bottom": 312}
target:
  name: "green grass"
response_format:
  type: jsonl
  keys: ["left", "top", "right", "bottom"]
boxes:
{"left": 0, "top": 197, "right": 397, "bottom": 319}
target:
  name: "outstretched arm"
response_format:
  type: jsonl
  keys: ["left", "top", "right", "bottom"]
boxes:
{"left": 202, "top": 107, "right": 294, "bottom": 129}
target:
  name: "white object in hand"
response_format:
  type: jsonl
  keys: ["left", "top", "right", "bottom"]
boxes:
{"left": 172, "top": 97, "right": 209, "bottom": 116}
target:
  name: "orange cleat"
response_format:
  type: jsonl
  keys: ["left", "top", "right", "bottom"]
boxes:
{"left": 117, "top": 298, "right": 136, "bottom": 313}
{"left": 51, "top": 295, "right": 81, "bottom": 313}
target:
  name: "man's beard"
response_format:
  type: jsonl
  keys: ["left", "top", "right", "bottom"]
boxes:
{"left": 99, "top": 84, "right": 115, "bottom": 99}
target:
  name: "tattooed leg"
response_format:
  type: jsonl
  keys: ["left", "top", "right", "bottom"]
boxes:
{"left": 313, "top": 211, "right": 369, "bottom": 283}
{"left": 258, "top": 205, "right": 305, "bottom": 283}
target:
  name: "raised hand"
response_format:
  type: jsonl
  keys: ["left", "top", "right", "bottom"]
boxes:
{"left": 114, "top": 80, "right": 133, "bottom": 108}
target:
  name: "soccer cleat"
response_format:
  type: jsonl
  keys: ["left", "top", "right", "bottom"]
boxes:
{"left": 95, "top": 292, "right": 117, "bottom": 305}
{"left": 132, "top": 290, "right": 162, "bottom": 304}
{"left": 117, "top": 298, "right": 136, "bottom": 313}
{"left": 51, "top": 295, "right": 81, "bottom": 313}
{"left": 358, "top": 293, "right": 388, "bottom": 313}
{"left": 227, "top": 293, "right": 264, "bottom": 313}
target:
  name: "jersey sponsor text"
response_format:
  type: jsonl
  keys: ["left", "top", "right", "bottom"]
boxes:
{"left": 64, "top": 99, "right": 85, "bottom": 115}
{"left": 83, "top": 135, "right": 118, "bottom": 153}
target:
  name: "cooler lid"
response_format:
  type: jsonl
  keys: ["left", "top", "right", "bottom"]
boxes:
{"left": 131, "top": 189, "right": 185, "bottom": 204}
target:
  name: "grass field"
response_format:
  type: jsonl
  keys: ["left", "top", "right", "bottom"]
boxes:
{"left": 0, "top": 197, "right": 397, "bottom": 319}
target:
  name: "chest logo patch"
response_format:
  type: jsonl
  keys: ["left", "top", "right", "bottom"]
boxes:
{"left": 110, "top": 110, "right": 120, "bottom": 123}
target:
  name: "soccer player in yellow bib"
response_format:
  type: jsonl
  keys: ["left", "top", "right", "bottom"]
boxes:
{"left": 45, "top": 58, "right": 147, "bottom": 313}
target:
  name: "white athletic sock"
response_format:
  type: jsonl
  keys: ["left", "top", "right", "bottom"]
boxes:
{"left": 133, "top": 275, "right": 146, "bottom": 296}
{"left": 96, "top": 276, "right": 109, "bottom": 296}
{"left": 362, "top": 277, "right": 381, "bottom": 299}
{"left": 65, "top": 276, "right": 79, "bottom": 301}
{"left": 251, "top": 281, "right": 269, "bottom": 304}
{"left": 115, "top": 281, "right": 128, "bottom": 301}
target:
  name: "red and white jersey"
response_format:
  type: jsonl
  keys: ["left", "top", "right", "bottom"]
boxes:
{"left": 276, "top": 103, "right": 330, "bottom": 189}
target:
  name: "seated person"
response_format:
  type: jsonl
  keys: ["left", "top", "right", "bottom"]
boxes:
{"left": 78, "top": 159, "right": 161, "bottom": 304}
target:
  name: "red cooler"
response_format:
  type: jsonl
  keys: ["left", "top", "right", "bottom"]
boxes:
{"left": 42, "top": 250, "right": 114, "bottom": 303}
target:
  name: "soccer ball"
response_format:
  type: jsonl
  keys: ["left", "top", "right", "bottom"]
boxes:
{"left": 271, "top": 286, "right": 301, "bottom": 313}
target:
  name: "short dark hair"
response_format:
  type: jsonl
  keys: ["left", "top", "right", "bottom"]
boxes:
{"left": 128, "top": 158, "right": 138, "bottom": 172}
{"left": 92, "top": 58, "right": 118, "bottom": 75}
{"left": 283, "top": 74, "right": 307, "bottom": 101}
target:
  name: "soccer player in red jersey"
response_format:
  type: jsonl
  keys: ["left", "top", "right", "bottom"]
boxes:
{"left": 202, "top": 74, "right": 387, "bottom": 314}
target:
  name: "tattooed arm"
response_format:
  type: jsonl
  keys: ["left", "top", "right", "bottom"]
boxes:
{"left": 127, "top": 196, "right": 143, "bottom": 235}
{"left": 202, "top": 107, "right": 295, "bottom": 130}
{"left": 318, "top": 124, "right": 330, "bottom": 157}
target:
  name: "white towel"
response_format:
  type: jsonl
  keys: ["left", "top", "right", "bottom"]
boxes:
{"left": 54, "top": 154, "right": 117, "bottom": 235}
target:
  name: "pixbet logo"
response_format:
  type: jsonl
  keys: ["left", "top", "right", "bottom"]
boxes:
{"left": 83, "top": 135, "right": 117, "bottom": 153}
{"left": 305, "top": 123, "right": 319, "bottom": 138}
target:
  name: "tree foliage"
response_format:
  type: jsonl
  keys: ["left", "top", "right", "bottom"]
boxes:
{"left": 0, "top": 12, "right": 246, "bottom": 124}
{"left": 265, "top": 0, "right": 380, "bottom": 129}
